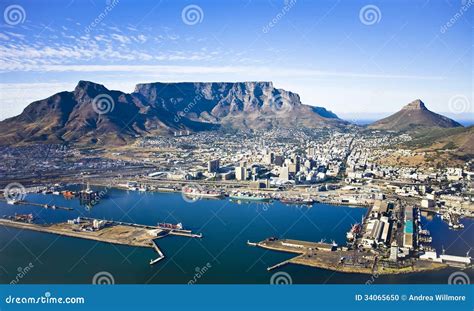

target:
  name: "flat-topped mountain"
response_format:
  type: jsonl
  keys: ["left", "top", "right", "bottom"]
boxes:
{"left": 368, "top": 99, "right": 462, "bottom": 131}
{"left": 133, "top": 81, "right": 344, "bottom": 129}
{"left": 0, "top": 81, "right": 344, "bottom": 146}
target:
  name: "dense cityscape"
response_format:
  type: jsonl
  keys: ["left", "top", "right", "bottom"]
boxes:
{"left": 1, "top": 127, "right": 472, "bottom": 277}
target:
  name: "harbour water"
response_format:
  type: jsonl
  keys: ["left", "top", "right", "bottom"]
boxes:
{"left": 0, "top": 187, "right": 472, "bottom": 284}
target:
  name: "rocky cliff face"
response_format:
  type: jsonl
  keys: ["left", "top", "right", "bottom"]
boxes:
{"left": 0, "top": 80, "right": 344, "bottom": 146}
{"left": 134, "top": 81, "right": 344, "bottom": 129}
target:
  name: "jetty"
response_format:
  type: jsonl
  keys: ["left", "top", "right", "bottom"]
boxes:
{"left": 150, "top": 239, "right": 165, "bottom": 265}
{"left": 248, "top": 237, "right": 449, "bottom": 275}
{"left": 0, "top": 199, "right": 74, "bottom": 211}
{"left": 0, "top": 217, "right": 202, "bottom": 266}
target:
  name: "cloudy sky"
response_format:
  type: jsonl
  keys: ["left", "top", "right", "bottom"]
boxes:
{"left": 0, "top": 0, "right": 472, "bottom": 121}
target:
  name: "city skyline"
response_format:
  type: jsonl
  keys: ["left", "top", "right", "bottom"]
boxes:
{"left": 0, "top": 0, "right": 472, "bottom": 121}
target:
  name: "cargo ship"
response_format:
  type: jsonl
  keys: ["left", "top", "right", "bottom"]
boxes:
{"left": 182, "top": 187, "right": 223, "bottom": 199}
{"left": 157, "top": 222, "right": 183, "bottom": 230}
{"left": 346, "top": 223, "right": 362, "bottom": 241}
{"left": 229, "top": 192, "right": 270, "bottom": 202}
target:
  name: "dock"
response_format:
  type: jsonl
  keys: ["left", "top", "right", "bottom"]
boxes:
{"left": 169, "top": 231, "right": 203, "bottom": 238}
{"left": 0, "top": 217, "right": 203, "bottom": 266}
{"left": 0, "top": 199, "right": 74, "bottom": 211}
{"left": 266, "top": 255, "right": 303, "bottom": 271}
{"left": 248, "top": 237, "right": 448, "bottom": 275}
{"left": 150, "top": 239, "right": 165, "bottom": 265}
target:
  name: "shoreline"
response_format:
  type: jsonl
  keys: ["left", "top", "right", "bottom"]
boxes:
{"left": 251, "top": 239, "right": 453, "bottom": 276}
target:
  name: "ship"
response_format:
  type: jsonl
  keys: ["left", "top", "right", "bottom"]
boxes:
{"left": 126, "top": 181, "right": 139, "bottom": 191}
{"left": 62, "top": 190, "right": 76, "bottom": 199}
{"left": 11, "top": 213, "right": 34, "bottom": 223}
{"left": 6, "top": 199, "right": 20, "bottom": 205}
{"left": 229, "top": 192, "right": 270, "bottom": 202}
{"left": 157, "top": 222, "right": 183, "bottom": 230}
{"left": 346, "top": 223, "right": 362, "bottom": 241}
{"left": 280, "top": 197, "right": 314, "bottom": 205}
{"left": 182, "top": 187, "right": 223, "bottom": 199}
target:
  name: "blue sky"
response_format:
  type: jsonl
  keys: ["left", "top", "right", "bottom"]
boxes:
{"left": 0, "top": 0, "right": 472, "bottom": 121}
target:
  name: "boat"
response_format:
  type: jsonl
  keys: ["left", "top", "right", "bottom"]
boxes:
{"left": 6, "top": 199, "right": 19, "bottom": 205}
{"left": 346, "top": 223, "right": 362, "bottom": 241}
{"left": 419, "top": 229, "right": 430, "bottom": 236}
{"left": 229, "top": 192, "right": 270, "bottom": 202}
{"left": 182, "top": 187, "right": 223, "bottom": 199}
{"left": 126, "top": 181, "right": 139, "bottom": 191}
{"left": 11, "top": 213, "right": 34, "bottom": 223}
{"left": 63, "top": 190, "right": 76, "bottom": 199}
{"left": 157, "top": 222, "right": 183, "bottom": 230}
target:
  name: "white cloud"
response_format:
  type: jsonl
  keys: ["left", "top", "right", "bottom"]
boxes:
{"left": 111, "top": 33, "right": 130, "bottom": 44}
{"left": 0, "top": 63, "right": 445, "bottom": 81}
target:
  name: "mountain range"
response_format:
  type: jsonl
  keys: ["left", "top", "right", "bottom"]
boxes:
{"left": 0, "top": 81, "right": 466, "bottom": 146}
{"left": 0, "top": 81, "right": 344, "bottom": 145}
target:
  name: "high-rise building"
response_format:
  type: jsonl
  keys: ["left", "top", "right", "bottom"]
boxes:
{"left": 208, "top": 159, "right": 220, "bottom": 173}
{"left": 235, "top": 166, "right": 247, "bottom": 181}
{"left": 288, "top": 163, "right": 297, "bottom": 174}
{"left": 274, "top": 155, "right": 284, "bottom": 166}
{"left": 279, "top": 166, "right": 290, "bottom": 181}
{"left": 263, "top": 152, "right": 274, "bottom": 165}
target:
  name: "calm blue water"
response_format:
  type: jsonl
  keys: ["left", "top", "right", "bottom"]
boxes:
{"left": 0, "top": 188, "right": 472, "bottom": 284}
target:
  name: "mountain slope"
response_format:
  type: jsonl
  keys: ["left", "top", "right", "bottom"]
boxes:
{"left": 0, "top": 81, "right": 215, "bottom": 145}
{"left": 0, "top": 81, "right": 345, "bottom": 146}
{"left": 403, "top": 126, "right": 474, "bottom": 155}
{"left": 368, "top": 99, "right": 462, "bottom": 131}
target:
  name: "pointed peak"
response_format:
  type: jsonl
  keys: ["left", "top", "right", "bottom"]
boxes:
{"left": 402, "top": 99, "right": 427, "bottom": 111}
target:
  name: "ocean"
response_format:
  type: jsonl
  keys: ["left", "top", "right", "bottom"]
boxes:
{"left": 0, "top": 187, "right": 472, "bottom": 284}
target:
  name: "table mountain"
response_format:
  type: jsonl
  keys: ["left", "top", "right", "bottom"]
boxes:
{"left": 0, "top": 81, "right": 344, "bottom": 145}
{"left": 133, "top": 81, "right": 344, "bottom": 130}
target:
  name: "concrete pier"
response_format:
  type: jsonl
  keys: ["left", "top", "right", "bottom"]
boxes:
{"left": 0, "top": 218, "right": 203, "bottom": 266}
{"left": 0, "top": 199, "right": 74, "bottom": 211}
